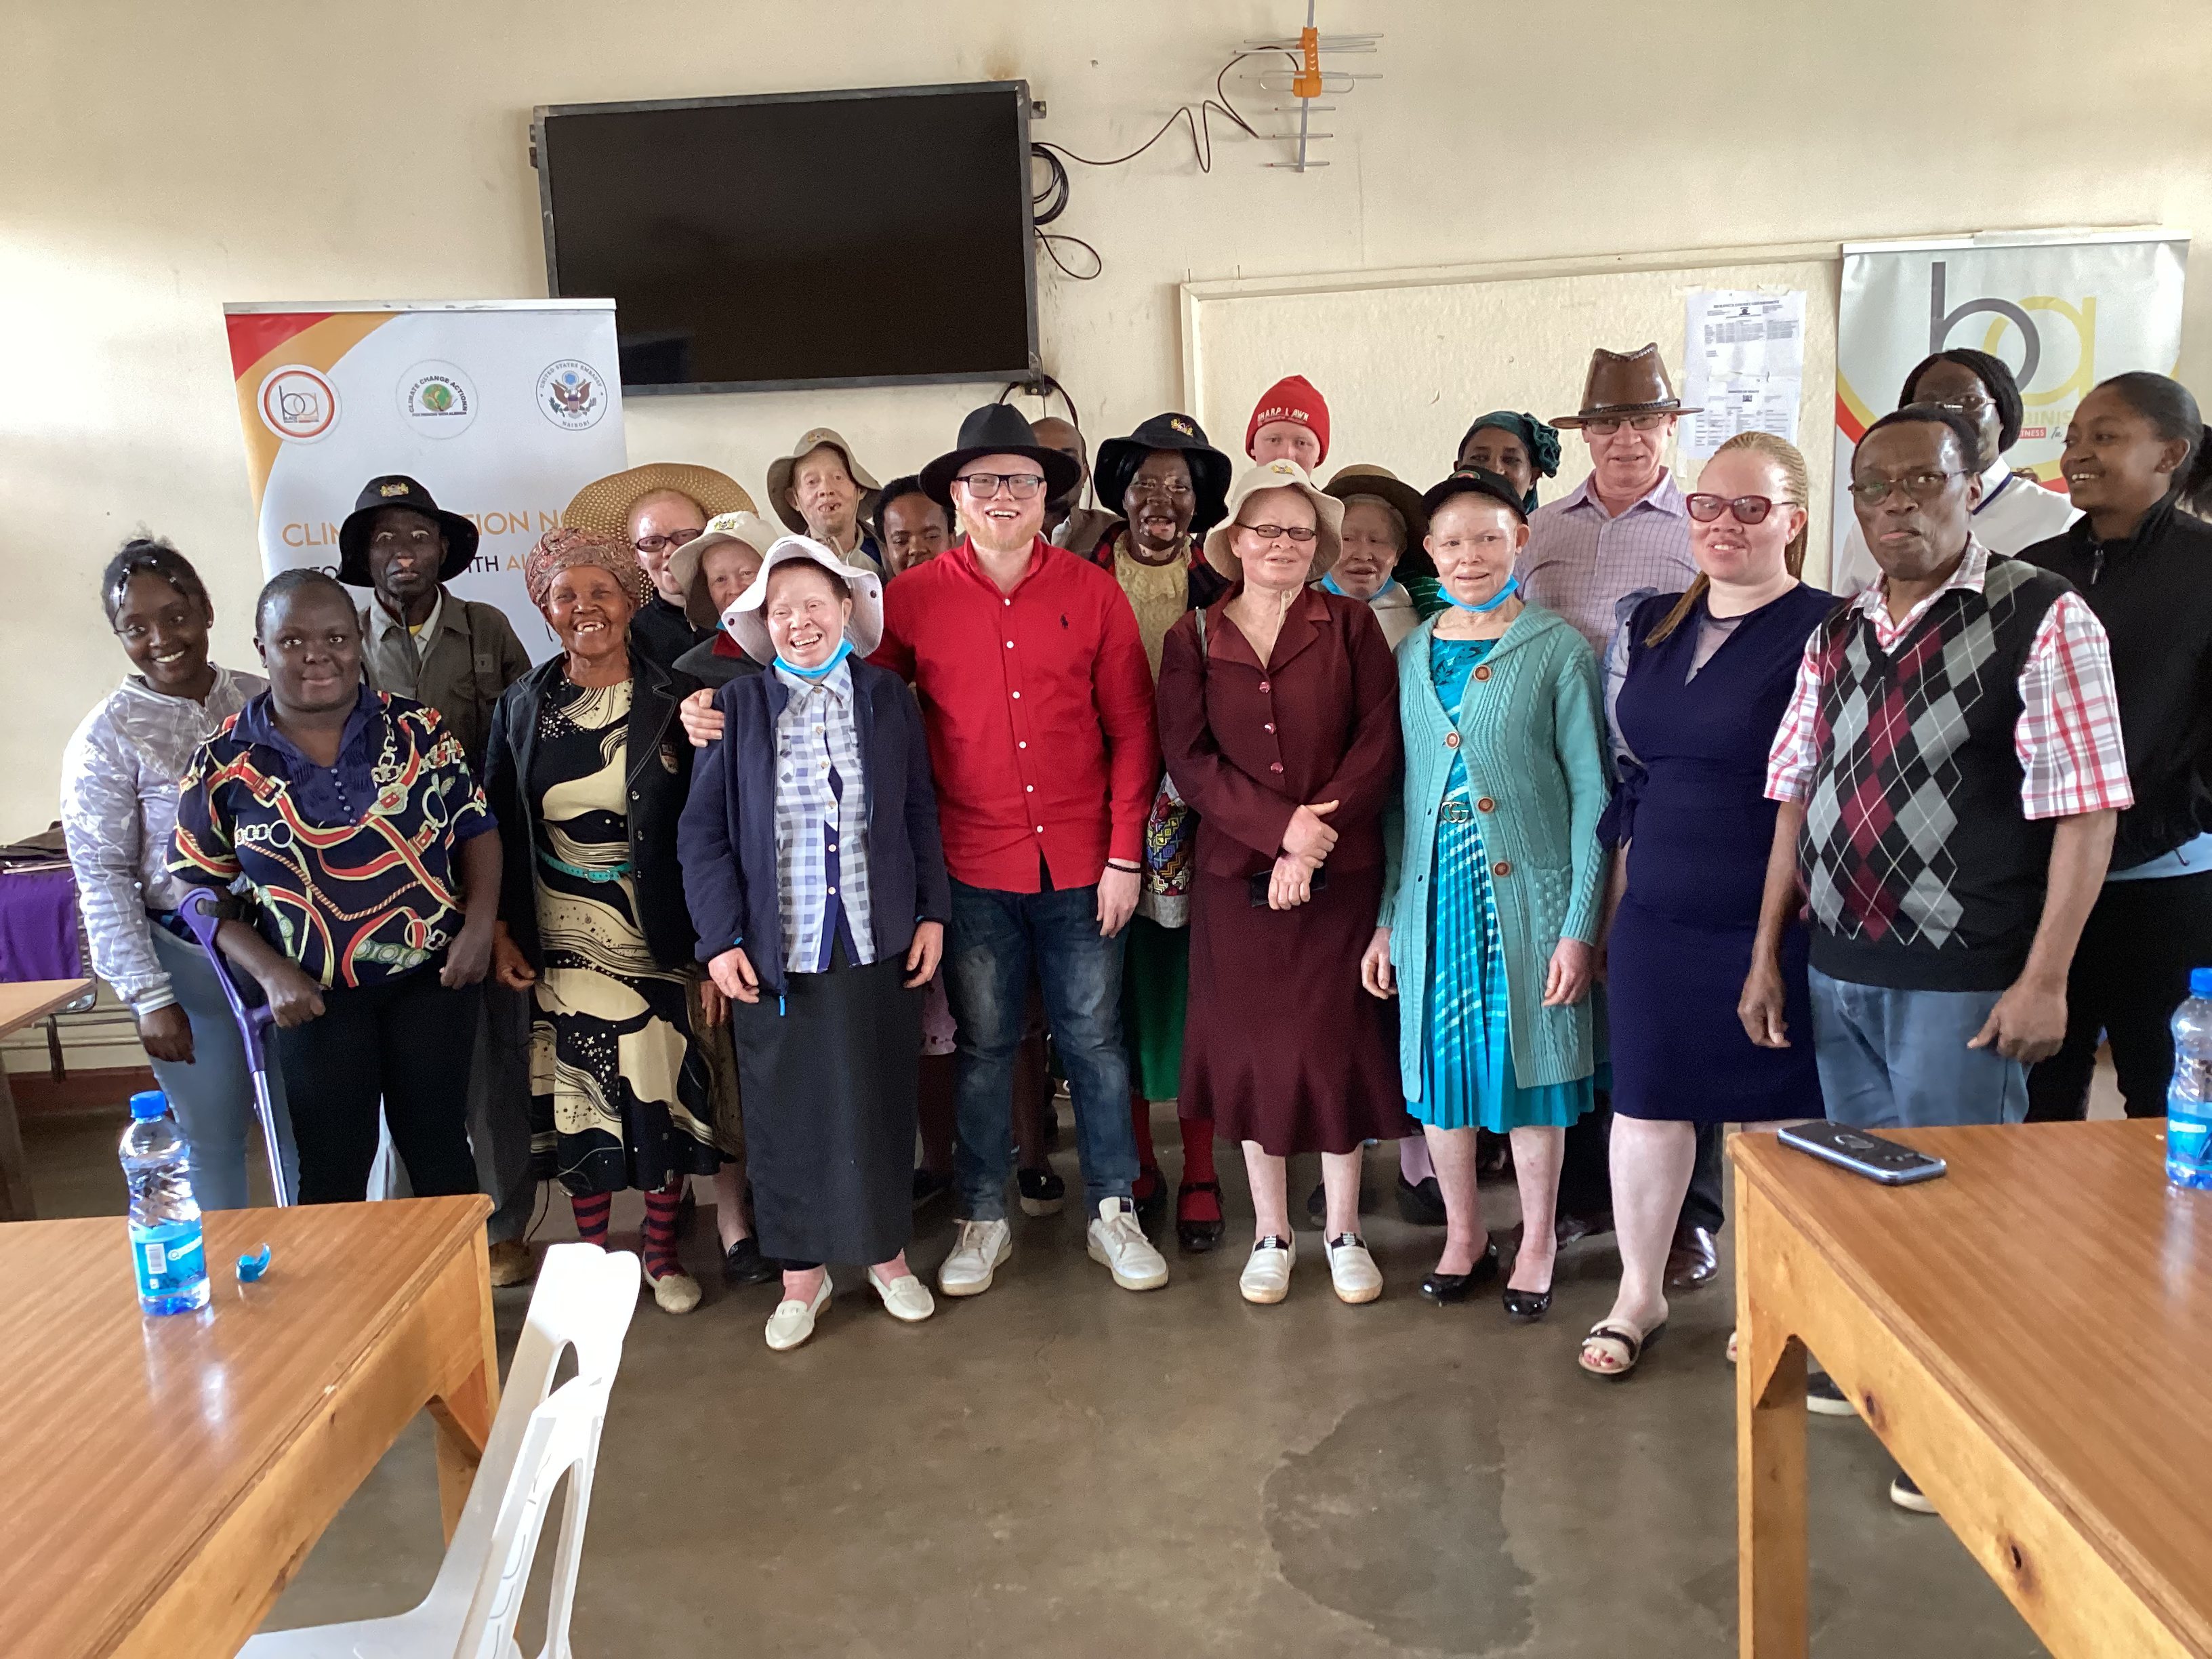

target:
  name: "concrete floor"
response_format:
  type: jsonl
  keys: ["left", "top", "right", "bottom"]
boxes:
{"left": 25, "top": 1103, "right": 2059, "bottom": 1658}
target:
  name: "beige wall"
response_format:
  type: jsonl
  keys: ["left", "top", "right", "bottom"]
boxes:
{"left": 7, "top": 0, "right": 2211, "bottom": 859}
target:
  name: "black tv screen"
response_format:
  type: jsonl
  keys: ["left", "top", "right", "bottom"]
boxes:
{"left": 533, "top": 81, "right": 1039, "bottom": 393}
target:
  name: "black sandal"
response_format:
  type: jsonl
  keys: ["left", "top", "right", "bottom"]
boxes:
{"left": 1578, "top": 1319, "right": 1668, "bottom": 1378}
{"left": 1176, "top": 1181, "right": 1226, "bottom": 1252}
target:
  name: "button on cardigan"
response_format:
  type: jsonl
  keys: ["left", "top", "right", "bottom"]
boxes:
{"left": 1379, "top": 604, "right": 1611, "bottom": 1094}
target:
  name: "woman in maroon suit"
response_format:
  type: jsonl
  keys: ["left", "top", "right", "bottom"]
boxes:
{"left": 1158, "top": 460, "right": 1406, "bottom": 1308}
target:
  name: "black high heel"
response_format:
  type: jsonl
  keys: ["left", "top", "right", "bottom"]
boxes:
{"left": 1419, "top": 1242, "right": 1501, "bottom": 1303}
{"left": 1176, "top": 1181, "right": 1226, "bottom": 1252}
{"left": 1502, "top": 1281, "right": 1554, "bottom": 1324}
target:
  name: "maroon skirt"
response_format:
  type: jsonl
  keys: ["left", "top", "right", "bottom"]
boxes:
{"left": 1178, "top": 864, "right": 1410, "bottom": 1155}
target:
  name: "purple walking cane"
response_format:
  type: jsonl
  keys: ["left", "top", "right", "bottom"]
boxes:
{"left": 178, "top": 888, "right": 294, "bottom": 1209}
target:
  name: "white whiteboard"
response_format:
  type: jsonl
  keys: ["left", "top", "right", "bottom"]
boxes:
{"left": 1181, "top": 244, "right": 1843, "bottom": 586}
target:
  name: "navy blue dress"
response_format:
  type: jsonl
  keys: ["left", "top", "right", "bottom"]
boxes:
{"left": 1605, "top": 584, "right": 1833, "bottom": 1123}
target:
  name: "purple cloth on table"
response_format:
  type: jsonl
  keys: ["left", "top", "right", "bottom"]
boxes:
{"left": 0, "top": 867, "right": 83, "bottom": 981}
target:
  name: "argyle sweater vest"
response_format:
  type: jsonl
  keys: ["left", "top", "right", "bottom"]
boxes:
{"left": 1799, "top": 555, "right": 2070, "bottom": 992}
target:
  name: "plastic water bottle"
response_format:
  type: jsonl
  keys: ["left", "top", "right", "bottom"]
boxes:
{"left": 122, "top": 1090, "right": 210, "bottom": 1314}
{"left": 2168, "top": 968, "right": 2212, "bottom": 1190}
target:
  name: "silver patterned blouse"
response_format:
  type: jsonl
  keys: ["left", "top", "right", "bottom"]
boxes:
{"left": 60, "top": 665, "right": 264, "bottom": 1016}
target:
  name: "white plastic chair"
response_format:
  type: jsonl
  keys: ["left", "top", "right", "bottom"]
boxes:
{"left": 243, "top": 1242, "right": 642, "bottom": 1659}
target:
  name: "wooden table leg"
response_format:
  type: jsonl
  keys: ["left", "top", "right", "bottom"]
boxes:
{"left": 0, "top": 1065, "right": 37, "bottom": 1221}
{"left": 425, "top": 1230, "right": 501, "bottom": 1542}
{"left": 1738, "top": 1175, "right": 1807, "bottom": 1658}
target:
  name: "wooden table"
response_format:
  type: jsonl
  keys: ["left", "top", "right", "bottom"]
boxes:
{"left": 0, "top": 977, "right": 95, "bottom": 1221}
{"left": 0, "top": 1194, "right": 497, "bottom": 1658}
{"left": 1735, "top": 1119, "right": 2212, "bottom": 1657}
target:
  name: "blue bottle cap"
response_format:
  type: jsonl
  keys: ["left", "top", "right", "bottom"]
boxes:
{"left": 128, "top": 1090, "right": 169, "bottom": 1121}
{"left": 2194, "top": 967, "right": 2212, "bottom": 1000}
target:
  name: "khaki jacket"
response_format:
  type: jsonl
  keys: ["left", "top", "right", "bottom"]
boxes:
{"left": 359, "top": 592, "right": 533, "bottom": 773}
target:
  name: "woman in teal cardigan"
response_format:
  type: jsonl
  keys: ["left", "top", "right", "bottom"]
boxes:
{"left": 1361, "top": 470, "right": 1610, "bottom": 1322}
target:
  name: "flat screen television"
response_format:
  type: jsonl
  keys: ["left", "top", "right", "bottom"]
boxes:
{"left": 532, "top": 81, "right": 1039, "bottom": 394}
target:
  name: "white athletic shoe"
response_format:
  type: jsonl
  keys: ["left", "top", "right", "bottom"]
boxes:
{"left": 1087, "top": 1197, "right": 1170, "bottom": 1290}
{"left": 1240, "top": 1234, "right": 1296, "bottom": 1304}
{"left": 937, "top": 1218, "right": 1012, "bottom": 1298}
{"left": 1326, "top": 1233, "right": 1383, "bottom": 1304}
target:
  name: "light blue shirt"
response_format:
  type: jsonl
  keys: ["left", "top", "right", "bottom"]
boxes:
{"left": 2106, "top": 830, "right": 2212, "bottom": 883}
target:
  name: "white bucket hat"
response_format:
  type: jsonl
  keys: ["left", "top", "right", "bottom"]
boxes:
{"left": 1201, "top": 458, "right": 1345, "bottom": 583}
{"left": 722, "top": 535, "right": 886, "bottom": 666}
{"left": 670, "top": 510, "right": 781, "bottom": 628}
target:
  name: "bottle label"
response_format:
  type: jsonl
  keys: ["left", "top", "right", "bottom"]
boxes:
{"left": 2169, "top": 1099, "right": 2212, "bottom": 1176}
{"left": 130, "top": 1218, "right": 206, "bottom": 1299}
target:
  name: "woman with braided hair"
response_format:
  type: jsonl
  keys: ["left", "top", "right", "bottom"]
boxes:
{"left": 483, "top": 527, "right": 722, "bottom": 1315}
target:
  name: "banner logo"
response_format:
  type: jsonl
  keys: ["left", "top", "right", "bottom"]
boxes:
{"left": 536, "top": 360, "right": 608, "bottom": 431}
{"left": 398, "top": 360, "right": 477, "bottom": 437}
{"left": 1929, "top": 262, "right": 2097, "bottom": 407}
{"left": 258, "top": 365, "right": 339, "bottom": 443}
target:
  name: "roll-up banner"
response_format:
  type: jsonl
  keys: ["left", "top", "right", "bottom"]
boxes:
{"left": 222, "top": 300, "right": 626, "bottom": 658}
{"left": 1831, "top": 230, "right": 2188, "bottom": 590}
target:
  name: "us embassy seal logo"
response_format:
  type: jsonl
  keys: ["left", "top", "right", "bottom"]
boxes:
{"left": 397, "top": 361, "right": 477, "bottom": 438}
{"left": 536, "top": 359, "right": 608, "bottom": 431}
{"left": 257, "top": 364, "right": 339, "bottom": 443}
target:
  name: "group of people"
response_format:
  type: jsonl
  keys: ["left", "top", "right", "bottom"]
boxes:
{"left": 58, "top": 339, "right": 2212, "bottom": 1500}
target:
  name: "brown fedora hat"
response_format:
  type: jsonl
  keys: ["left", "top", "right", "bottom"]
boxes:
{"left": 1553, "top": 344, "right": 1702, "bottom": 429}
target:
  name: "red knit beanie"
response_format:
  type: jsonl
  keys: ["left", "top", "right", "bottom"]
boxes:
{"left": 1244, "top": 375, "right": 1330, "bottom": 464}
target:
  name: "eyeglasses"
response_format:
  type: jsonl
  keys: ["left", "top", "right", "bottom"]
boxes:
{"left": 1235, "top": 521, "right": 1318, "bottom": 544}
{"left": 1930, "top": 394, "right": 1992, "bottom": 417}
{"left": 956, "top": 472, "right": 1047, "bottom": 499}
{"left": 632, "top": 527, "right": 702, "bottom": 556}
{"left": 1847, "top": 470, "right": 1965, "bottom": 506}
{"left": 1685, "top": 493, "right": 1799, "bottom": 525}
{"left": 1583, "top": 413, "right": 1673, "bottom": 436}
{"left": 1128, "top": 476, "right": 1194, "bottom": 499}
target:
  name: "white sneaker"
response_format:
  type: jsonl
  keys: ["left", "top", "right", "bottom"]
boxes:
{"left": 1326, "top": 1233, "right": 1382, "bottom": 1304}
{"left": 1240, "top": 1233, "right": 1296, "bottom": 1304}
{"left": 869, "top": 1266, "right": 935, "bottom": 1322}
{"left": 937, "top": 1218, "right": 1012, "bottom": 1297}
{"left": 1087, "top": 1197, "right": 1170, "bottom": 1291}
{"left": 764, "top": 1270, "right": 832, "bottom": 1351}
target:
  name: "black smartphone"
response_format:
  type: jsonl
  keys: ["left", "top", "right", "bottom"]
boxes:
{"left": 1248, "top": 865, "right": 1330, "bottom": 907}
{"left": 1778, "top": 1122, "right": 1948, "bottom": 1186}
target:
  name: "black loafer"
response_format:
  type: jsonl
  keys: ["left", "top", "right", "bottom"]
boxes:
{"left": 1396, "top": 1173, "right": 1448, "bottom": 1227}
{"left": 674, "top": 1183, "right": 699, "bottom": 1239}
{"left": 720, "top": 1235, "right": 778, "bottom": 1286}
{"left": 1133, "top": 1165, "right": 1168, "bottom": 1235}
{"left": 1305, "top": 1181, "right": 1328, "bottom": 1225}
{"left": 1176, "top": 1181, "right": 1226, "bottom": 1253}
{"left": 1419, "top": 1242, "right": 1501, "bottom": 1303}
{"left": 1502, "top": 1282, "right": 1554, "bottom": 1324}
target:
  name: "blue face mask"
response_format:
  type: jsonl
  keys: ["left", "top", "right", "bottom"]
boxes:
{"left": 1445, "top": 575, "right": 1519, "bottom": 614}
{"left": 1321, "top": 573, "right": 1399, "bottom": 600}
{"left": 773, "top": 638, "right": 854, "bottom": 680}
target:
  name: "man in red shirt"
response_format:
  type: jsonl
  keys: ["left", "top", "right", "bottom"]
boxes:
{"left": 884, "top": 405, "right": 1170, "bottom": 1298}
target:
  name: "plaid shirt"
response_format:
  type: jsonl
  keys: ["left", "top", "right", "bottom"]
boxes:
{"left": 1516, "top": 473, "right": 1700, "bottom": 657}
{"left": 1765, "top": 539, "right": 2133, "bottom": 820}
{"left": 771, "top": 659, "right": 877, "bottom": 971}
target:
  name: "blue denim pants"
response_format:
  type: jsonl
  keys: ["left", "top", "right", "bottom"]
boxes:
{"left": 1807, "top": 968, "right": 2029, "bottom": 1130}
{"left": 945, "top": 878, "right": 1137, "bottom": 1221}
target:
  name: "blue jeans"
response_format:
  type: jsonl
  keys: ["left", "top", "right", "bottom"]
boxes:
{"left": 1807, "top": 968, "right": 2028, "bottom": 1130}
{"left": 945, "top": 878, "right": 1136, "bottom": 1221}
{"left": 146, "top": 924, "right": 299, "bottom": 1210}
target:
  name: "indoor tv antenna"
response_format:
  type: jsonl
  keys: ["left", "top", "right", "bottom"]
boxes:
{"left": 1244, "top": 1, "right": 1380, "bottom": 173}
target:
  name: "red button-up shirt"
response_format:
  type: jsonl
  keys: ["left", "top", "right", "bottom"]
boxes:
{"left": 874, "top": 536, "right": 1160, "bottom": 893}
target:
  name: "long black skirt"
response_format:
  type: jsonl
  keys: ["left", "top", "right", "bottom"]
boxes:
{"left": 731, "top": 951, "right": 924, "bottom": 1266}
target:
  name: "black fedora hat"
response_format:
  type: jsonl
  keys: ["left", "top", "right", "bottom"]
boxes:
{"left": 1422, "top": 466, "right": 1530, "bottom": 526}
{"left": 335, "top": 475, "right": 480, "bottom": 587}
{"left": 919, "top": 405, "right": 1083, "bottom": 511}
{"left": 1093, "top": 412, "right": 1233, "bottom": 538}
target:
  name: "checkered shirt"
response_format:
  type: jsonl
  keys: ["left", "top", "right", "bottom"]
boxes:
{"left": 1765, "top": 539, "right": 2132, "bottom": 821}
{"left": 1515, "top": 473, "right": 1700, "bottom": 657}
{"left": 772, "top": 659, "right": 877, "bottom": 971}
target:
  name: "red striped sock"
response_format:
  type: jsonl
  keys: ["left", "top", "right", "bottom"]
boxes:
{"left": 642, "top": 1183, "right": 685, "bottom": 1279}
{"left": 571, "top": 1191, "right": 612, "bottom": 1248}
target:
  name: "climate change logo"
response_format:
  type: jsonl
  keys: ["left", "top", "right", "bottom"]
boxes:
{"left": 536, "top": 359, "right": 608, "bottom": 431}
{"left": 398, "top": 361, "right": 478, "bottom": 438}
{"left": 257, "top": 365, "right": 339, "bottom": 443}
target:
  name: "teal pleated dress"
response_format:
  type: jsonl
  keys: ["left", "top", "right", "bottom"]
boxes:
{"left": 1412, "top": 638, "right": 1594, "bottom": 1134}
